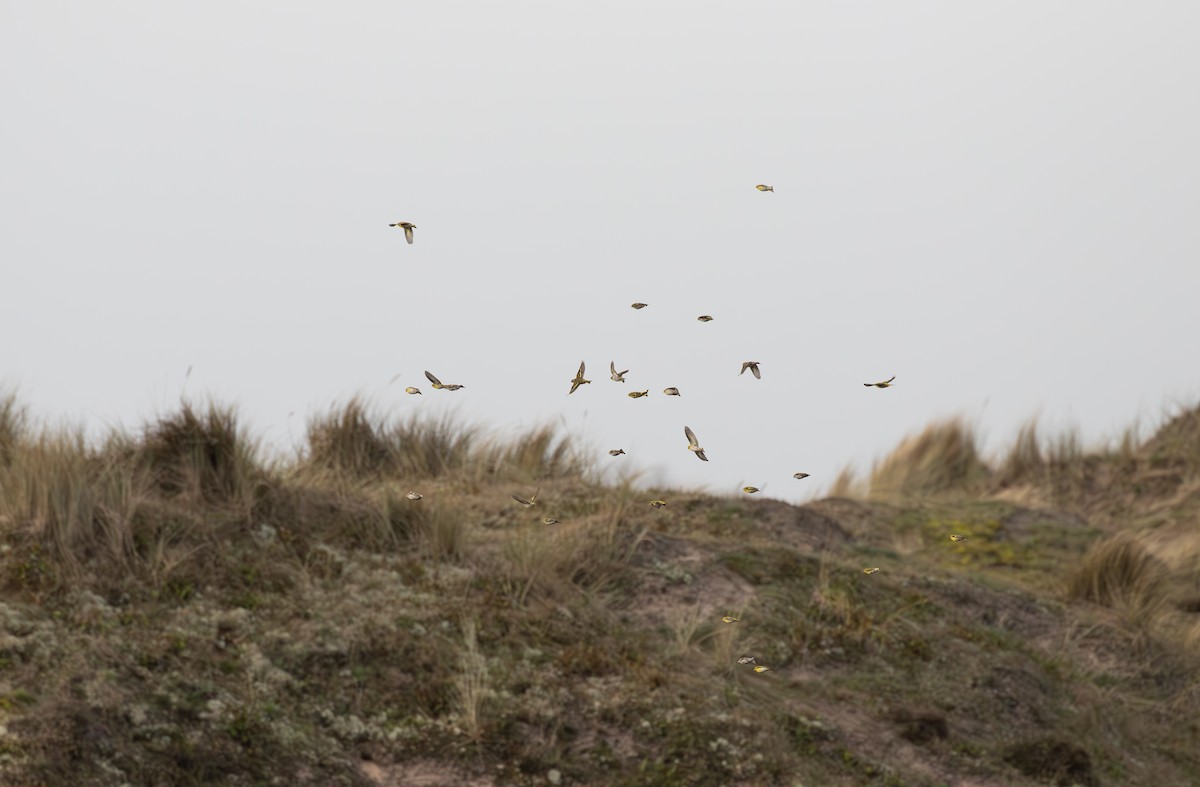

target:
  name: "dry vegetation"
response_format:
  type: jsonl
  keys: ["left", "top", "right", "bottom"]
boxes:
{"left": 0, "top": 390, "right": 1198, "bottom": 785}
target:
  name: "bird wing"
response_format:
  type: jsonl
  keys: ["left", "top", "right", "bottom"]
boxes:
{"left": 886, "top": 376, "right": 896, "bottom": 384}
{"left": 684, "top": 425, "right": 698, "bottom": 446}
{"left": 740, "top": 362, "right": 749, "bottom": 375}
{"left": 425, "top": 371, "right": 442, "bottom": 386}
{"left": 610, "top": 361, "right": 616, "bottom": 375}
{"left": 404, "top": 226, "right": 414, "bottom": 244}
{"left": 577, "top": 360, "right": 586, "bottom": 378}
{"left": 696, "top": 449, "right": 709, "bottom": 462}
{"left": 751, "top": 364, "right": 761, "bottom": 380}
{"left": 512, "top": 495, "right": 531, "bottom": 506}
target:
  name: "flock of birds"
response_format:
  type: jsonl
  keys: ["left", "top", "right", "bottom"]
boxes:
{"left": 389, "top": 188, "right": 970, "bottom": 676}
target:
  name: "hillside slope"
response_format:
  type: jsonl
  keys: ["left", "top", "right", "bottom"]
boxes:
{"left": 0, "top": 396, "right": 1197, "bottom": 786}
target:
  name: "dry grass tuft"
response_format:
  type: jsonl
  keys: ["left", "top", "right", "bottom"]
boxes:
{"left": 0, "top": 428, "right": 145, "bottom": 579}
{"left": 868, "top": 418, "right": 989, "bottom": 499}
{"left": 135, "top": 399, "right": 263, "bottom": 507}
{"left": 1066, "top": 532, "right": 1171, "bottom": 621}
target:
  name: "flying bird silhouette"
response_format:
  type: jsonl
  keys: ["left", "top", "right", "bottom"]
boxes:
{"left": 388, "top": 221, "right": 416, "bottom": 244}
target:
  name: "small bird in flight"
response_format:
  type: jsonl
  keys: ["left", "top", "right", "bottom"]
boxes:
{"left": 740, "top": 361, "right": 762, "bottom": 379}
{"left": 405, "top": 387, "right": 422, "bottom": 395}
{"left": 864, "top": 376, "right": 897, "bottom": 388}
{"left": 684, "top": 425, "right": 709, "bottom": 462}
{"left": 542, "top": 517, "right": 560, "bottom": 525}
{"left": 512, "top": 489, "right": 540, "bottom": 508}
{"left": 609, "top": 449, "right": 626, "bottom": 456}
{"left": 794, "top": 472, "right": 810, "bottom": 480}
{"left": 736, "top": 656, "right": 757, "bottom": 665}
{"left": 650, "top": 500, "right": 667, "bottom": 508}
{"left": 697, "top": 315, "right": 714, "bottom": 322}
{"left": 863, "top": 567, "right": 881, "bottom": 575}
{"left": 631, "top": 302, "right": 648, "bottom": 310}
{"left": 628, "top": 390, "right": 650, "bottom": 399}
{"left": 755, "top": 184, "right": 774, "bottom": 193}
{"left": 406, "top": 491, "right": 423, "bottom": 501}
{"left": 663, "top": 387, "right": 681, "bottom": 397}
{"left": 743, "top": 486, "right": 759, "bottom": 494}
{"left": 752, "top": 665, "right": 772, "bottom": 673}
{"left": 949, "top": 533, "right": 968, "bottom": 542}
{"left": 389, "top": 221, "right": 417, "bottom": 244}
{"left": 610, "top": 362, "right": 628, "bottom": 383}
{"left": 569, "top": 361, "right": 591, "bottom": 395}
{"left": 425, "top": 371, "right": 464, "bottom": 391}
{"left": 721, "top": 615, "right": 740, "bottom": 624}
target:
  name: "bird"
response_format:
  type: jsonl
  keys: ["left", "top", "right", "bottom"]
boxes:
{"left": 863, "top": 567, "right": 881, "bottom": 575}
{"left": 752, "top": 665, "right": 772, "bottom": 673}
{"left": 949, "top": 533, "right": 968, "bottom": 542}
{"left": 569, "top": 361, "right": 591, "bottom": 395}
{"left": 629, "top": 390, "right": 649, "bottom": 399}
{"left": 740, "top": 361, "right": 762, "bottom": 379}
{"left": 405, "top": 387, "right": 422, "bottom": 395}
{"left": 389, "top": 221, "right": 416, "bottom": 244}
{"left": 793, "top": 472, "right": 810, "bottom": 480}
{"left": 684, "top": 426, "right": 709, "bottom": 462}
{"left": 424, "top": 371, "right": 463, "bottom": 391}
{"left": 697, "top": 315, "right": 714, "bottom": 322}
{"left": 512, "top": 489, "right": 540, "bottom": 508}
{"left": 721, "top": 616, "right": 740, "bottom": 624}
{"left": 755, "top": 185, "right": 774, "bottom": 193}
{"left": 736, "top": 656, "right": 757, "bottom": 665}
{"left": 608, "top": 449, "right": 625, "bottom": 456}
{"left": 406, "top": 491, "right": 423, "bottom": 501}
{"left": 542, "top": 517, "right": 560, "bottom": 525}
{"left": 610, "top": 362, "right": 628, "bottom": 382}
{"left": 650, "top": 500, "right": 667, "bottom": 508}
{"left": 742, "top": 486, "right": 759, "bottom": 494}
{"left": 631, "top": 302, "right": 648, "bottom": 310}
{"left": 663, "top": 387, "right": 681, "bottom": 397}
{"left": 864, "top": 376, "right": 897, "bottom": 388}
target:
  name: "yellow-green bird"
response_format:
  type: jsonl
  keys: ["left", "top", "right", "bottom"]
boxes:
{"left": 755, "top": 184, "right": 774, "bottom": 193}
{"left": 752, "top": 665, "right": 772, "bottom": 673}
{"left": 512, "top": 488, "right": 540, "bottom": 508}
{"left": 569, "top": 361, "right": 591, "bottom": 395}
{"left": 949, "top": 533, "right": 968, "bottom": 542}
{"left": 794, "top": 472, "right": 810, "bottom": 480}
{"left": 864, "top": 376, "right": 897, "bottom": 388}
{"left": 631, "top": 302, "right": 648, "bottom": 309}
{"left": 740, "top": 361, "right": 762, "bottom": 379}
{"left": 721, "top": 615, "right": 740, "bottom": 624}
{"left": 863, "top": 567, "right": 880, "bottom": 575}
{"left": 610, "top": 361, "right": 628, "bottom": 382}
{"left": 405, "top": 386, "right": 422, "bottom": 395}
{"left": 629, "top": 390, "right": 649, "bottom": 399}
{"left": 425, "top": 370, "right": 463, "bottom": 391}
{"left": 609, "top": 449, "right": 625, "bottom": 456}
{"left": 743, "top": 486, "right": 759, "bottom": 494}
{"left": 650, "top": 500, "right": 667, "bottom": 508}
{"left": 663, "top": 387, "right": 681, "bottom": 397}
{"left": 406, "top": 491, "right": 423, "bottom": 501}
{"left": 697, "top": 315, "right": 714, "bottom": 322}
{"left": 388, "top": 221, "right": 416, "bottom": 244}
{"left": 684, "top": 425, "right": 709, "bottom": 462}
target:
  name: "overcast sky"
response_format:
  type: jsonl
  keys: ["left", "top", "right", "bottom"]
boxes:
{"left": 3, "top": 2, "right": 1198, "bottom": 502}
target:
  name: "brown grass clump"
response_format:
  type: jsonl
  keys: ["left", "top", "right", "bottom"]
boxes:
{"left": 1066, "top": 532, "right": 1170, "bottom": 619}
{"left": 135, "top": 399, "right": 263, "bottom": 507}
{"left": 0, "top": 428, "right": 145, "bottom": 580}
{"left": 868, "top": 418, "right": 989, "bottom": 499}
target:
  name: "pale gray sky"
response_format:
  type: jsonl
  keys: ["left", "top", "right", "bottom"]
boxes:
{"left": 3, "top": 2, "right": 1198, "bottom": 501}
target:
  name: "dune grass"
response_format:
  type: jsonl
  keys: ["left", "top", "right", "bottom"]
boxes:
{"left": 0, "top": 394, "right": 1199, "bottom": 785}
